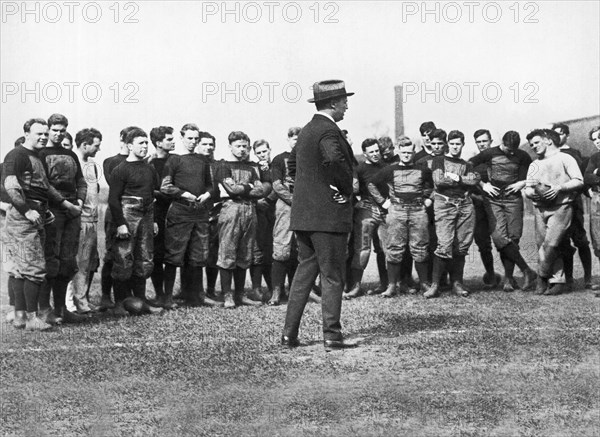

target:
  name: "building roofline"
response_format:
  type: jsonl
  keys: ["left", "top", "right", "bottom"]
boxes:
{"left": 554, "top": 114, "right": 600, "bottom": 125}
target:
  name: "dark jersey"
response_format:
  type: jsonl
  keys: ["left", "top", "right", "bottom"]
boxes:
{"left": 271, "top": 151, "right": 292, "bottom": 184}
{"left": 288, "top": 147, "right": 297, "bottom": 181}
{"left": 258, "top": 161, "right": 277, "bottom": 203}
{"left": 108, "top": 160, "right": 160, "bottom": 227}
{"left": 38, "top": 146, "right": 86, "bottom": 206}
{"left": 414, "top": 149, "right": 431, "bottom": 163}
{"left": 382, "top": 154, "right": 401, "bottom": 165}
{"left": 354, "top": 160, "right": 387, "bottom": 204}
{"left": 416, "top": 153, "right": 444, "bottom": 170}
{"left": 160, "top": 153, "right": 215, "bottom": 199}
{"left": 432, "top": 155, "right": 480, "bottom": 197}
{"left": 471, "top": 154, "right": 489, "bottom": 184}
{"left": 2, "top": 145, "right": 63, "bottom": 215}
{"left": 149, "top": 154, "right": 175, "bottom": 214}
{"left": 584, "top": 152, "right": 600, "bottom": 188}
{"left": 0, "top": 162, "right": 9, "bottom": 204}
{"left": 103, "top": 153, "right": 128, "bottom": 186}
{"left": 368, "top": 161, "right": 433, "bottom": 204}
{"left": 271, "top": 151, "right": 294, "bottom": 205}
{"left": 469, "top": 146, "right": 531, "bottom": 190}
{"left": 215, "top": 160, "right": 270, "bottom": 201}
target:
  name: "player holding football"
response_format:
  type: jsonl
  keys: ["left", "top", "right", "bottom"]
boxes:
{"left": 524, "top": 129, "right": 583, "bottom": 295}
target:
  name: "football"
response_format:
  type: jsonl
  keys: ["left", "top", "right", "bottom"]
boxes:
{"left": 532, "top": 182, "right": 557, "bottom": 205}
{"left": 533, "top": 182, "right": 553, "bottom": 198}
{"left": 122, "top": 297, "right": 146, "bottom": 315}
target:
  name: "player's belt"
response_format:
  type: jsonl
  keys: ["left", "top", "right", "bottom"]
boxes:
{"left": 391, "top": 198, "right": 423, "bottom": 206}
{"left": 173, "top": 198, "right": 209, "bottom": 211}
{"left": 356, "top": 199, "right": 378, "bottom": 210}
{"left": 434, "top": 192, "right": 470, "bottom": 204}
{"left": 121, "top": 195, "right": 153, "bottom": 212}
{"left": 222, "top": 197, "right": 254, "bottom": 205}
{"left": 174, "top": 197, "right": 200, "bottom": 205}
{"left": 26, "top": 199, "right": 48, "bottom": 210}
{"left": 25, "top": 199, "right": 54, "bottom": 224}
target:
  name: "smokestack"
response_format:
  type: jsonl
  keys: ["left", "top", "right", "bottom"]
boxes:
{"left": 395, "top": 85, "right": 404, "bottom": 140}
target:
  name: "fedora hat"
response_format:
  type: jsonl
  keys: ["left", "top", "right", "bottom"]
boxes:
{"left": 307, "top": 80, "right": 355, "bottom": 103}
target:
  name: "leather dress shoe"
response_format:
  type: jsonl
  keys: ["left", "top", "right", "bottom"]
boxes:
{"left": 280, "top": 335, "right": 300, "bottom": 348}
{"left": 323, "top": 339, "right": 358, "bottom": 350}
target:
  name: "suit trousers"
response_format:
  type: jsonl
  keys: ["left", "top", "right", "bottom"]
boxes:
{"left": 283, "top": 231, "right": 347, "bottom": 341}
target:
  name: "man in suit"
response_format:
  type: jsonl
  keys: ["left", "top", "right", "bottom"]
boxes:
{"left": 281, "top": 79, "right": 358, "bottom": 350}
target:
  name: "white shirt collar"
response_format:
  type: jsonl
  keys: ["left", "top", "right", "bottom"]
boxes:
{"left": 316, "top": 111, "right": 336, "bottom": 124}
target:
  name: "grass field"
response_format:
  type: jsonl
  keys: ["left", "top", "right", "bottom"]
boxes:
{"left": 1, "top": 204, "right": 599, "bottom": 436}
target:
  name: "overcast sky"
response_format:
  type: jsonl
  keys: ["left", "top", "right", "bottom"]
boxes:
{"left": 2, "top": 0, "right": 599, "bottom": 171}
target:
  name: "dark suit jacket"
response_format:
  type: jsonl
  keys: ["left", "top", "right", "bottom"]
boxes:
{"left": 290, "top": 114, "right": 357, "bottom": 233}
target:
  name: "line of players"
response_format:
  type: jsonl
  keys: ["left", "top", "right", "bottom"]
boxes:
{"left": 1, "top": 117, "right": 310, "bottom": 330}
{"left": 347, "top": 122, "right": 600, "bottom": 302}
{"left": 2, "top": 115, "right": 600, "bottom": 331}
